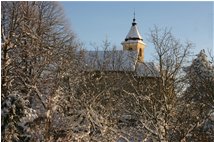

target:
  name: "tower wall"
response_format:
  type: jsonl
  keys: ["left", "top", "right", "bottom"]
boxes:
{"left": 122, "top": 42, "right": 145, "bottom": 62}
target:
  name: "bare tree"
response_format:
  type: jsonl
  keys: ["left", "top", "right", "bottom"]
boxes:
{"left": 128, "top": 27, "right": 213, "bottom": 141}
{"left": 1, "top": 1, "right": 79, "bottom": 141}
{"left": 62, "top": 28, "right": 193, "bottom": 141}
{"left": 120, "top": 26, "right": 193, "bottom": 142}
{"left": 2, "top": 3, "right": 213, "bottom": 141}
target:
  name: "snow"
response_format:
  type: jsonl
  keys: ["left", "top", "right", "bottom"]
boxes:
{"left": 136, "top": 62, "right": 160, "bottom": 77}
{"left": 125, "top": 24, "right": 143, "bottom": 41}
{"left": 83, "top": 50, "right": 138, "bottom": 72}
{"left": 122, "top": 39, "right": 145, "bottom": 45}
{"left": 184, "top": 49, "right": 214, "bottom": 79}
{"left": 81, "top": 50, "right": 159, "bottom": 77}
{"left": 21, "top": 108, "right": 38, "bottom": 124}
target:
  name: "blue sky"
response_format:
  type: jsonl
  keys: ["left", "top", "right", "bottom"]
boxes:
{"left": 61, "top": 1, "right": 213, "bottom": 61}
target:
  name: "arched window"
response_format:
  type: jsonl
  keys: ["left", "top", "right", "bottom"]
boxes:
{"left": 139, "top": 48, "right": 142, "bottom": 56}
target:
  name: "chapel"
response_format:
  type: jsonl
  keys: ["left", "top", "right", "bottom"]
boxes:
{"left": 82, "top": 15, "right": 159, "bottom": 77}
{"left": 78, "top": 15, "right": 162, "bottom": 133}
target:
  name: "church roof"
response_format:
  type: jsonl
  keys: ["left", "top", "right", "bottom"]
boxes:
{"left": 124, "top": 18, "right": 143, "bottom": 42}
{"left": 82, "top": 50, "right": 138, "bottom": 72}
{"left": 81, "top": 50, "right": 159, "bottom": 77}
{"left": 136, "top": 62, "right": 160, "bottom": 77}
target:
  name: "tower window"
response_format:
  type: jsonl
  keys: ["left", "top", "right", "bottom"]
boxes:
{"left": 139, "top": 48, "right": 142, "bottom": 56}
{"left": 128, "top": 47, "right": 133, "bottom": 51}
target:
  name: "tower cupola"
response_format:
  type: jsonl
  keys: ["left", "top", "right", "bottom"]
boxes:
{"left": 121, "top": 13, "right": 146, "bottom": 62}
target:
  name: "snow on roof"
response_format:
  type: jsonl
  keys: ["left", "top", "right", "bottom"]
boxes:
{"left": 125, "top": 23, "right": 143, "bottom": 41}
{"left": 81, "top": 50, "right": 159, "bottom": 77}
{"left": 135, "top": 62, "right": 160, "bottom": 77}
{"left": 82, "top": 50, "right": 138, "bottom": 72}
{"left": 121, "top": 39, "right": 145, "bottom": 45}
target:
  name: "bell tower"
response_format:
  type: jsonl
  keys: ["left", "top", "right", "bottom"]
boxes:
{"left": 121, "top": 13, "right": 146, "bottom": 62}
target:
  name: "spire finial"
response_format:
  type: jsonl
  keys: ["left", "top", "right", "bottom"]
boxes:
{"left": 132, "top": 9, "right": 136, "bottom": 26}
